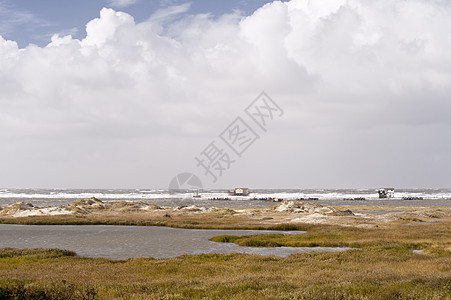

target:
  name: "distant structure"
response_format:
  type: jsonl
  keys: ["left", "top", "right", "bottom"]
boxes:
{"left": 378, "top": 188, "right": 395, "bottom": 199}
{"left": 230, "top": 188, "right": 250, "bottom": 196}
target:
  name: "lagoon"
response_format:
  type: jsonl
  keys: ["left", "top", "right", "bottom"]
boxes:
{"left": 0, "top": 224, "right": 348, "bottom": 260}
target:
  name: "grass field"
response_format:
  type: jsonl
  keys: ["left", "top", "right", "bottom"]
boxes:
{"left": 0, "top": 244, "right": 450, "bottom": 299}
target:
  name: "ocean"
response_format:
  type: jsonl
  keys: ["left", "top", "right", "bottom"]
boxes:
{"left": 1, "top": 188, "right": 450, "bottom": 208}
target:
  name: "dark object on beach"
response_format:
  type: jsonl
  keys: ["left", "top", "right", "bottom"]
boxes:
{"left": 353, "top": 197, "right": 366, "bottom": 201}
{"left": 402, "top": 196, "right": 424, "bottom": 200}
{"left": 296, "top": 197, "right": 318, "bottom": 201}
{"left": 331, "top": 209, "right": 355, "bottom": 216}
{"left": 253, "top": 197, "right": 283, "bottom": 202}
{"left": 229, "top": 188, "right": 250, "bottom": 196}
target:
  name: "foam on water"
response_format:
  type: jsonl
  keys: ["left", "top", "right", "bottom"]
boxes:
{"left": 0, "top": 188, "right": 450, "bottom": 208}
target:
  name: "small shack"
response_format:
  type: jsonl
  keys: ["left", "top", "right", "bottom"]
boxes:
{"left": 378, "top": 188, "right": 395, "bottom": 199}
{"left": 230, "top": 188, "right": 250, "bottom": 196}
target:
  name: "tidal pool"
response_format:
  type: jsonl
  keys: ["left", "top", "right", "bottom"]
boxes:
{"left": 0, "top": 224, "right": 349, "bottom": 260}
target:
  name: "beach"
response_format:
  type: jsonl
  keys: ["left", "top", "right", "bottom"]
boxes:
{"left": 1, "top": 196, "right": 450, "bottom": 228}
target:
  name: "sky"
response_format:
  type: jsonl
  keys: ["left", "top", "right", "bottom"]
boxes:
{"left": 0, "top": 0, "right": 450, "bottom": 189}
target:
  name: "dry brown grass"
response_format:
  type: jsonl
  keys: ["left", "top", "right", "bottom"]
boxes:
{"left": 0, "top": 243, "right": 450, "bottom": 299}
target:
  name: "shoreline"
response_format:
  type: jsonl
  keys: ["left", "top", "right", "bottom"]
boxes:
{"left": 1, "top": 196, "right": 450, "bottom": 206}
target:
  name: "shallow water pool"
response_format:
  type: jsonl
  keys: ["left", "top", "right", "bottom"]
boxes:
{"left": 0, "top": 224, "right": 349, "bottom": 260}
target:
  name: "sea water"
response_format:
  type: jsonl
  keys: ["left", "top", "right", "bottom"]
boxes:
{"left": 0, "top": 188, "right": 450, "bottom": 208}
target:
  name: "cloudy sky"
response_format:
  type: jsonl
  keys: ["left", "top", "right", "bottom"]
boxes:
{"left": 1, "top": 0, "right": 450, "bottom": 189}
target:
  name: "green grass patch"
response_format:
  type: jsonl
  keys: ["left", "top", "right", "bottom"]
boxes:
{"left": 0, "top": 248, "right": 76, "bottom": 259}
{"left": 209, "top": 235, "right": 243, "bottom": 243}
{"left": 208, "top": 223, "right": 451, "bottom": 252}
{"left": 399, "top": 217, "right": 424, "bottom": 222}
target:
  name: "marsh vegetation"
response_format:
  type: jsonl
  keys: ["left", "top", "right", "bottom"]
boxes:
{"left": 1, "top": 243, "right": 450, "bottom": 299}
{"left": 1, "top": 219, "right": 450, "bottom": 299}
{"left": 1, "top": 203, "right": 449, "bottom": 299}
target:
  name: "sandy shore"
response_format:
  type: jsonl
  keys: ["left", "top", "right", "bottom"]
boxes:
{"left": 1, "top": 197, "right": 450, "bottom": 228}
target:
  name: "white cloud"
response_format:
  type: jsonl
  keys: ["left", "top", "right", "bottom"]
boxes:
{"left": 149, "top": 3, "right": 192, "bottom": 23}
{"left": 0, "top": 2, "right": 49, "bottom": 37}
{"left": 107, "top": 0, "right": 139, "bottom": 9}
{"left": 0, "top": 0, "right": 450, "bottom": 188}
